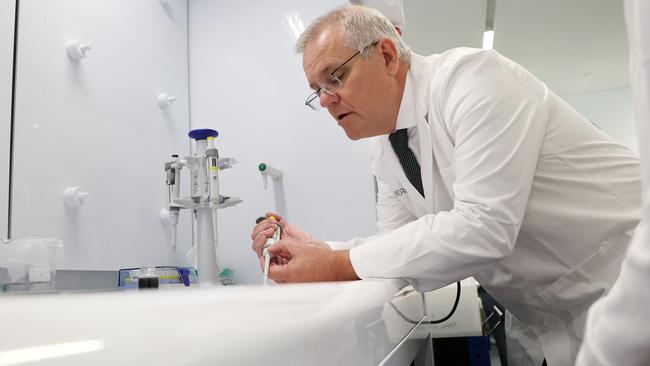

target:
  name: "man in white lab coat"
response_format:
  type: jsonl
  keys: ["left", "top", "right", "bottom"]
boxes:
{"left": 576, "top": 0, "right": 650, "bottom": 365}
{"left": 251, "top": 5, "right": 641, "bottom": 365}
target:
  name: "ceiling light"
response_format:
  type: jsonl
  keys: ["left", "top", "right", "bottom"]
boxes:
{"left": 483, "top": 30, "right": 494, "bottom": 50}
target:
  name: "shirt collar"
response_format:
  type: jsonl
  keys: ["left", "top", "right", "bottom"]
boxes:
{"left": 394, "top": 68, "right": 417, "bottom": 131}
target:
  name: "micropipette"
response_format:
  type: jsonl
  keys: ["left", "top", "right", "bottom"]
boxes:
{"left": 255, "top": 215, "right": 282, "bottom": 285}
{"left": 165, "top": 155, "right": 182, "bottom": 251}
{"left": 205, "top": 136, "right": 220, "bottom": 251}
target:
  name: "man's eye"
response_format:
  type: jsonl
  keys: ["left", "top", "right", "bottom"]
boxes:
{"left": 325, "top": 74, "right": 341, "bottom": 87}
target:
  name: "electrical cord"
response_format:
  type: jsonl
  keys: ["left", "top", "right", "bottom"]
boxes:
{"left": 426, "top": 281, "right": 461, "bottom": 324}
{"left": 389, "top": 281, "right": 461, "bottom": 325}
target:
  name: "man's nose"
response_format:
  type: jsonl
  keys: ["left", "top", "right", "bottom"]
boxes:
{"left": 319, "top": 92, "right": 339, "bottom": 108}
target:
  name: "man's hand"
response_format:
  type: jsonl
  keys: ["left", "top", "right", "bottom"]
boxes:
{"left": 265, "top": 239, "right": 360, "bottom": 283}
{"left": 250, "top": 212, "right": 326, "bottom": 261}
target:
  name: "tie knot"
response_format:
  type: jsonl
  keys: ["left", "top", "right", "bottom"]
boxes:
{"left": 389, "top": 128, "right": 411, "bottom": 155}
{"left": 389, "top": 128, "right": 409, "bottom": 145}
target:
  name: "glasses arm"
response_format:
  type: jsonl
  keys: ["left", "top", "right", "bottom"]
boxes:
{"left": 329, "top": 41, "right": 378, "bottom": 76}
{"left": 329, "top": 50, "right": 361, "bottom": 76}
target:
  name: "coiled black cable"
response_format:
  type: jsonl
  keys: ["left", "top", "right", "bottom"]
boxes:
{"left": 389, "top": 281, "right": 461, "bottom": 325}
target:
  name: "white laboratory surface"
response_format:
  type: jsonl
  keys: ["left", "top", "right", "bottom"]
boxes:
{"left": 0, "top": 280, "right": 434, "bottom": 366}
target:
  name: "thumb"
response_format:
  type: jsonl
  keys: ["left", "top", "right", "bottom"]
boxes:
{"left": 267, "top": 241, "right": 293, "bottom": 258}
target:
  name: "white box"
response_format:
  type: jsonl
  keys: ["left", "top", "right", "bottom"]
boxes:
{"left": 424, "top": 277, "right": 483, "bottom": 337}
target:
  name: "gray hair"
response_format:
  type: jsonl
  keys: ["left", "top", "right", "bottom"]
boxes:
{"left": 296, "top": 5, "right": 411, "bottom": 62}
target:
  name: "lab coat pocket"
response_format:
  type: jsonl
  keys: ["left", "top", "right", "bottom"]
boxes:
{"left": 537, "top": 239, "right": 627, "bottom": 339}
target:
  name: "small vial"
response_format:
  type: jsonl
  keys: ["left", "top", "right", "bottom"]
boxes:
{"left": 138, "top": 266, "right": 159, "bottom": 289}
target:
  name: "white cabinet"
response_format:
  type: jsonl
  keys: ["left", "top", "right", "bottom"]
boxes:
{"left": 11, "top": 0, "right": 191, "bottom": 269}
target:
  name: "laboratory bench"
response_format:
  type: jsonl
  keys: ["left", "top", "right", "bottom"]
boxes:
{"left": 0, "top": 279, "right": 497, "bottom": 365}
{"left": 0, "top": 280, "right": 434, "bottom": 365}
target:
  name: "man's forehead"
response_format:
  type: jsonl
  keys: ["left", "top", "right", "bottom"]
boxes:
{"left": 303, "top": 27, "right": 348, "bottom": 74}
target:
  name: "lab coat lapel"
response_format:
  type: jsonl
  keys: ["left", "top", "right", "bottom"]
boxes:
{"left": 410, "top": 52, "right": 453, "bottom": 214}
{"left": 416, "top": 116, "right": 434, "bottom": 214}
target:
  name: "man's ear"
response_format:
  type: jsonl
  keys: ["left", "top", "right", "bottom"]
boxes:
{"left": 378, "top": 38, "right": 400, "bottom": 75}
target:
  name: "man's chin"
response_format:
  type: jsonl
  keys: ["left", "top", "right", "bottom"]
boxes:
{"left": 343, "top": 127, "right": 390, "bottom": 141}
{"left": 342, "top": 127, "right": 364, "bottom": 141}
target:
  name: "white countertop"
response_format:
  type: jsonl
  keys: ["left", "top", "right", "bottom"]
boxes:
{"left": 0, "top": 279, "right": 427, "bottom": 366}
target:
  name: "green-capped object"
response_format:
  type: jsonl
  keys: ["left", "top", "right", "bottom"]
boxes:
{"left": 219, "top": 268, "right": 235, "bottom": 286}
{"left": 258, "top": 163, "right": 267, "bottom": 172}
{"left": 220, "top": 268, "right": 234, "bottom": 278}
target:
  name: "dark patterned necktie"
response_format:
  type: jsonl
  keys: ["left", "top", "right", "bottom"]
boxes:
{"left": 389, "top": 128, "right": 424, "bottom": 197}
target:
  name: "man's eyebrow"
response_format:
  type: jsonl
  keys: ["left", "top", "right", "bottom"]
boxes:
{"left": 321, "top": 62, "right": 339, "bottom": 74}
{"left": 307, "top": 64, "right": 336, "bottom": 91}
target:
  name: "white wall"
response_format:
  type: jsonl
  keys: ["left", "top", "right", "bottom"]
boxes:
{"left": 189, "top": 0, "right": 378, "bottom": 284}
{"left": 0, "top": 0, "right": 15, "bottom": 239}
{"left": 11, "top": 0, "right": 192, "bottom": 270}
{"left": 402, "top": 0, "right": 485, "bottom": 55}
{"left": 494, "top": 0, "right": 629, "bottom": 97}
{"left": 563, "top": 88, "right": 637, "bottom": 153}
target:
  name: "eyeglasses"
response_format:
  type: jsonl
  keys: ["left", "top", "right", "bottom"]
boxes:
{"left": 304, "top": 42, "right": 377, "bottom": 111}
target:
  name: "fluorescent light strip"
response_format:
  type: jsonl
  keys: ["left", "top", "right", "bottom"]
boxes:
{"left": 0, "top": 340, "right": 105, "bottom": 366}
{"left": 283, "top": 12, "right": 305, "bottom": 41}
{"left": 483, "top": 30, "right": 494, "bottom": 49}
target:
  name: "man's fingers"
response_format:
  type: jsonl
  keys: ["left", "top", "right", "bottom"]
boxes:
{"left": 258, "top": 254, "right": 283, "bottom": 272}
{"left": 252, "top": 234, "right": 267, "bottom": 256}
{"left": 258, "top": 246, "right": 292, "bottom": 271}
{"left": 265, "top": 212, "right": 284, "bottom": 223}
{"left": 267, "top": 262, "right": 288, "bottom": 282}
{"left": 268, "top": 212, "right": 290, "bottom": 229}
{"left": 251, "top": 221, "right": 278, "bottom": 240}
{"left": 267, "top": 242, "right": 292, "bottom": 259}
{"left": 251, "top": 228, "right": 279, "bottom": 256}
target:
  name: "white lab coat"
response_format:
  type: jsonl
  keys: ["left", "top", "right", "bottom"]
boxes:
{"left": 576, "top": 0, "right": 650, "bottom": 364}
{"left": 332, "top": 48, "right": 641, "bottom": 366}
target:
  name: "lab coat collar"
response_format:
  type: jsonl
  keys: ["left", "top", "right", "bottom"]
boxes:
{"left": 379, "top": 52, "right": 435, "bottom": 214}
{"left": 410, "top": 53, "right": 435, "bottom": 213}
{"left": 394, "top": 71, "right": 417, "bottom": 131}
